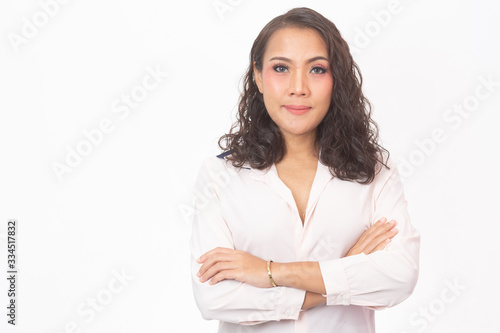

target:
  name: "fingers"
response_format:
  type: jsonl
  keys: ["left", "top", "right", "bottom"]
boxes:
{"left": 372, "top": 238, "right": 391, "bottom": 252}
{"left": 369, "top": 218, "right": 397, "bottom": 240}
{"left": 197, "top": 246, "right": 234, "bottom": 263}
{"left": 364, "top": 227, "right": 398, "bottom": 254}
{"left": 197, "top": 253, "right": 235, "bottom": 278}
{"left": 347, "top": 218, "right": 398, "bottom": 256}
{"left": 357, "top": 218, "right": 395, "bottom": 247}
{"left": 198, "top": 259, "right": 235, "bottom": 283}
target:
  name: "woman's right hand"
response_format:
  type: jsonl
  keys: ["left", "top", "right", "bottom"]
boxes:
{"left": 345, "top": 217, "right": 398, "bottom": 257}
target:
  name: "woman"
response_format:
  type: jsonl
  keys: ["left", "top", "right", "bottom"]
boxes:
{"left": 190, "top": 7, "right": 420, "bottom": 332}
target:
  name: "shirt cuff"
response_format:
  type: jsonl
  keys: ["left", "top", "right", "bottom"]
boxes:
{"left": 318, "top": 256, "right": 357, "bottom": 306}
{"left": 238, "top": 286, "right": 306, "bottom": 325}
{"left": 279, "top": 286, "right": 306, "bottom": 319}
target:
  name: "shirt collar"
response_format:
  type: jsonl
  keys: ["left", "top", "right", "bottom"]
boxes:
{"left": 217, "top": 149, "right": 333, "bottom": 181}
{"left": 217, "top": 150, "right": 335, "bottom": 218}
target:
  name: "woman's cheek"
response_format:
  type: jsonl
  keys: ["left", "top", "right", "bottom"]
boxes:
{"left": 313, "top": 75, "right": 333, "bottom": 94}
{"left": 263, "top": 68, "right": 287, "bottom": 93}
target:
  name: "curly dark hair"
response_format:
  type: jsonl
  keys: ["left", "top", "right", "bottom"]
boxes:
{"left": 217, "top": 7, "right": 390, "bottom": 184}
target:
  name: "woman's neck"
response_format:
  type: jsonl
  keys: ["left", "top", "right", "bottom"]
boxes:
{"left": 280, "top": 131, "right": 319, "bottom": 165}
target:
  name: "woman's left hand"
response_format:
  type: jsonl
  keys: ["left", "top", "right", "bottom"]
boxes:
{"left": 196, "top": 247, "right": 272, "bottom": 288}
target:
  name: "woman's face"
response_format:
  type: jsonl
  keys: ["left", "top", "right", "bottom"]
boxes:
{"left": 254, "top": 27, "right": 333, "bottom": 142}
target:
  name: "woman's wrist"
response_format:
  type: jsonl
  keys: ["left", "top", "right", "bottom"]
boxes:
{"left": 270, "top": 262, "right": 298, "bottom": 288}
{"left": 271, "top": 261, "right": 326, "bottom": 294}
{"left": 302, "top": 291, "right": 327, "bottom": 310}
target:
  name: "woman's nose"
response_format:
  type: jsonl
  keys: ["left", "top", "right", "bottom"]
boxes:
{"left": 288, "top": 69, "right": 310, "bottom": 96}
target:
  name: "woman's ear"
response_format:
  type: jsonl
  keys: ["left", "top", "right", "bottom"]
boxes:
{"left": 253, "top": 62, "right": 263, "bottom": 94}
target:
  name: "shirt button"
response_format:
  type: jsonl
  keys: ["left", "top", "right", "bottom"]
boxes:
{"left": 285, "top": 309, "right": 291, "bottom": 316}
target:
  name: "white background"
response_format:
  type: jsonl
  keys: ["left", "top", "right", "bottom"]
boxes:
{"left": 0, "top": 0, "right": 499, "bottom": 332}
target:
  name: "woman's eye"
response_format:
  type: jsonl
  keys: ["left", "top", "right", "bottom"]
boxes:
{"left": 273, "top": 65, "right": 288, "bottom": 73}
{"left": 311, "top": 66, "right": 327, "bottom": 74}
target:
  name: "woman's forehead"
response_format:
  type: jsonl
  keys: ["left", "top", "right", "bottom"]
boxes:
{"left": 263, "top": 27, "right": 329, "bottom": 62}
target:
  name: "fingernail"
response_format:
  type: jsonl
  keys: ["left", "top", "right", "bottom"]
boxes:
{"left": 197, "top": 272, "right": 201, "bottom": 276}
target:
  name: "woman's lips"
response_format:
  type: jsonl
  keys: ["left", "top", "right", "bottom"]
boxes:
{"left": 283, "top": 105, "right": 312, "bottom": 115}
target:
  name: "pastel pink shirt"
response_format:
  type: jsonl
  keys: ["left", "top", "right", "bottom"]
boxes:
{"left": 190, "top": 151, "right": 420, "bottom": 332}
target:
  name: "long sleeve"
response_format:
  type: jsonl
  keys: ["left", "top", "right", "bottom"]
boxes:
{"left": 189, "top": 158, "right": 307, "bottom": 325}
{"left": 317, "top": 159, "right": 420, "bottom": 310}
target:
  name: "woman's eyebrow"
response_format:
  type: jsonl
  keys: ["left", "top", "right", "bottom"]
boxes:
{"left": 268, "top": 56, "right": 329, "bottom": 63}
